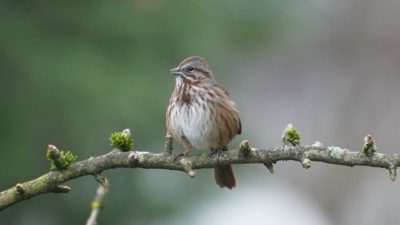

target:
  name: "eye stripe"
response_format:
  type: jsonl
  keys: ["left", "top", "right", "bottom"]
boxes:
{"left": 193, "top": 68, "right": 211, "bottom": 77}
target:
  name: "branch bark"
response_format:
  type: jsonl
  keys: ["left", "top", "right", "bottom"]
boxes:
{"left": 1, "top": 143, "right": 399, "bottom": 211}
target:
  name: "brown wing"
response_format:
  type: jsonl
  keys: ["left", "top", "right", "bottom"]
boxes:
{"left": 214, "top": 83, "right": 242, "bottom": 137}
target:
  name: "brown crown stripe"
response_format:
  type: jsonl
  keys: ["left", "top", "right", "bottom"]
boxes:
{"left": 178, "top": 56, "right": 209, "bottom": 68}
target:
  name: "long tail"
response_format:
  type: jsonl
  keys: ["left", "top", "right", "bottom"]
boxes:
{"left": 214, "top": 165, "right": 236, "bottom": 189}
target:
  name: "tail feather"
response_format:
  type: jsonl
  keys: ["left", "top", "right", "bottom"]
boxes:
{"left": 214, "top": 165, "right": 236, "bottom": 189}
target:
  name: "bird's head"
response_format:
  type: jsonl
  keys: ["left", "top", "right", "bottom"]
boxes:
{"left": 169, "top": 56, "right": 214, "bottom": 83}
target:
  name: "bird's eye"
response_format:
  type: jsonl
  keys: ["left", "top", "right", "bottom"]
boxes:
{"left": 186, "top": 66, "right": 194, "bottom": 73}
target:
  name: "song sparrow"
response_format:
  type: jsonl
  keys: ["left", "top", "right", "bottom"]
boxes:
{"left": 166, "top": 56, "right": 241, "bottom": 189}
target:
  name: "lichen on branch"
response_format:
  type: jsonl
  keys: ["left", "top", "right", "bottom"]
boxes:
{"left": 282, "top": 123, "right": 301, "bottom": 146}
{"left": 109, "top": 129, "right": 134, "bottom": 151}
{"left": 46, "top": 145, "right": 77, "bottom": 171}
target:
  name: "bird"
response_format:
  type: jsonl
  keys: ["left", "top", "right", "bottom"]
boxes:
{"left": 166, "top": 56, "right": 241, "bottom": 189}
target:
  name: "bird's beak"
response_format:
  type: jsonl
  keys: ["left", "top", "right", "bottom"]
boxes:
{"left": 169, "top": 67, "right": 183, "bottom": 76}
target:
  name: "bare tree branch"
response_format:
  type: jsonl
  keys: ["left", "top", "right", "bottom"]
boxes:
{"left": 1, "top": 139, "right": 399, "bottom": 211}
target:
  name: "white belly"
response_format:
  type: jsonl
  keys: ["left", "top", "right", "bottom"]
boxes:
{"left": 169, "top": 103, "right": 213, "bottom": 149}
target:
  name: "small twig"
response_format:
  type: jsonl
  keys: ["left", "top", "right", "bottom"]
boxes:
{"left": 164, "top": 132, "right": 173, "bottom": 155}
{"left": 389, "top": 165, "right": 397, "bottom": 182}
{"left": 86, "top": 179, "right": 109, "bottom": 225}
{"left": 263, "top": 162, "right": 274, "bottom": 174}
{"left": 178, "top": 157, "right": 196, "bottom": 177}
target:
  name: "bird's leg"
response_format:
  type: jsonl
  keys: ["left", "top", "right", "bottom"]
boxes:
{"left": 164, "top": 131, "right": 174, "bottom": 155}
{"left": 173, "top": 136, "right": 192, "bottom": 161}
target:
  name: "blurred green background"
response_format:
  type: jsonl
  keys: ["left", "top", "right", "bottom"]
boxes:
{"left": 2, "top": 0, "right": 400, "bottom": 225}
{"left": 0, "top": 1, "right": 295, "bottom": 224}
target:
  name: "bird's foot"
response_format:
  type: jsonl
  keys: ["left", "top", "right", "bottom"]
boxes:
{"left": 173, "top": 152, "right": 188, "bottom": 162}
{"left": 210, "top": 149, "right": 226, "bottom": 162}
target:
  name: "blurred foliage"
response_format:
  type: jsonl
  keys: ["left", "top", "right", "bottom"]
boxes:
{"left": 0, "top": 0, "right": 303, "bottom": 224}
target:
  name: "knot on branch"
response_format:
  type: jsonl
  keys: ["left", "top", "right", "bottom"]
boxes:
{"left": 46, "top": 145, "right": 77, "bottom": 171}
{"left": 15, "top": 183, "right": 24, "bottom": 195}
{"left": 239, "top": 140, "right": 251, "bottom": 157}
{"left": 177, "top": 157, "right": 196, "bottom": 177}
{"left": 362, "top": 134, "right": 377, "bottom": 157}
{"left": 261, "top": 144, "right": 276, "bottom": 174}
{"left": 128, "top": 151, "right": 139, "bottom": 166}
{"left": 301, "top": 151, "right": 311, "bottom": 169}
